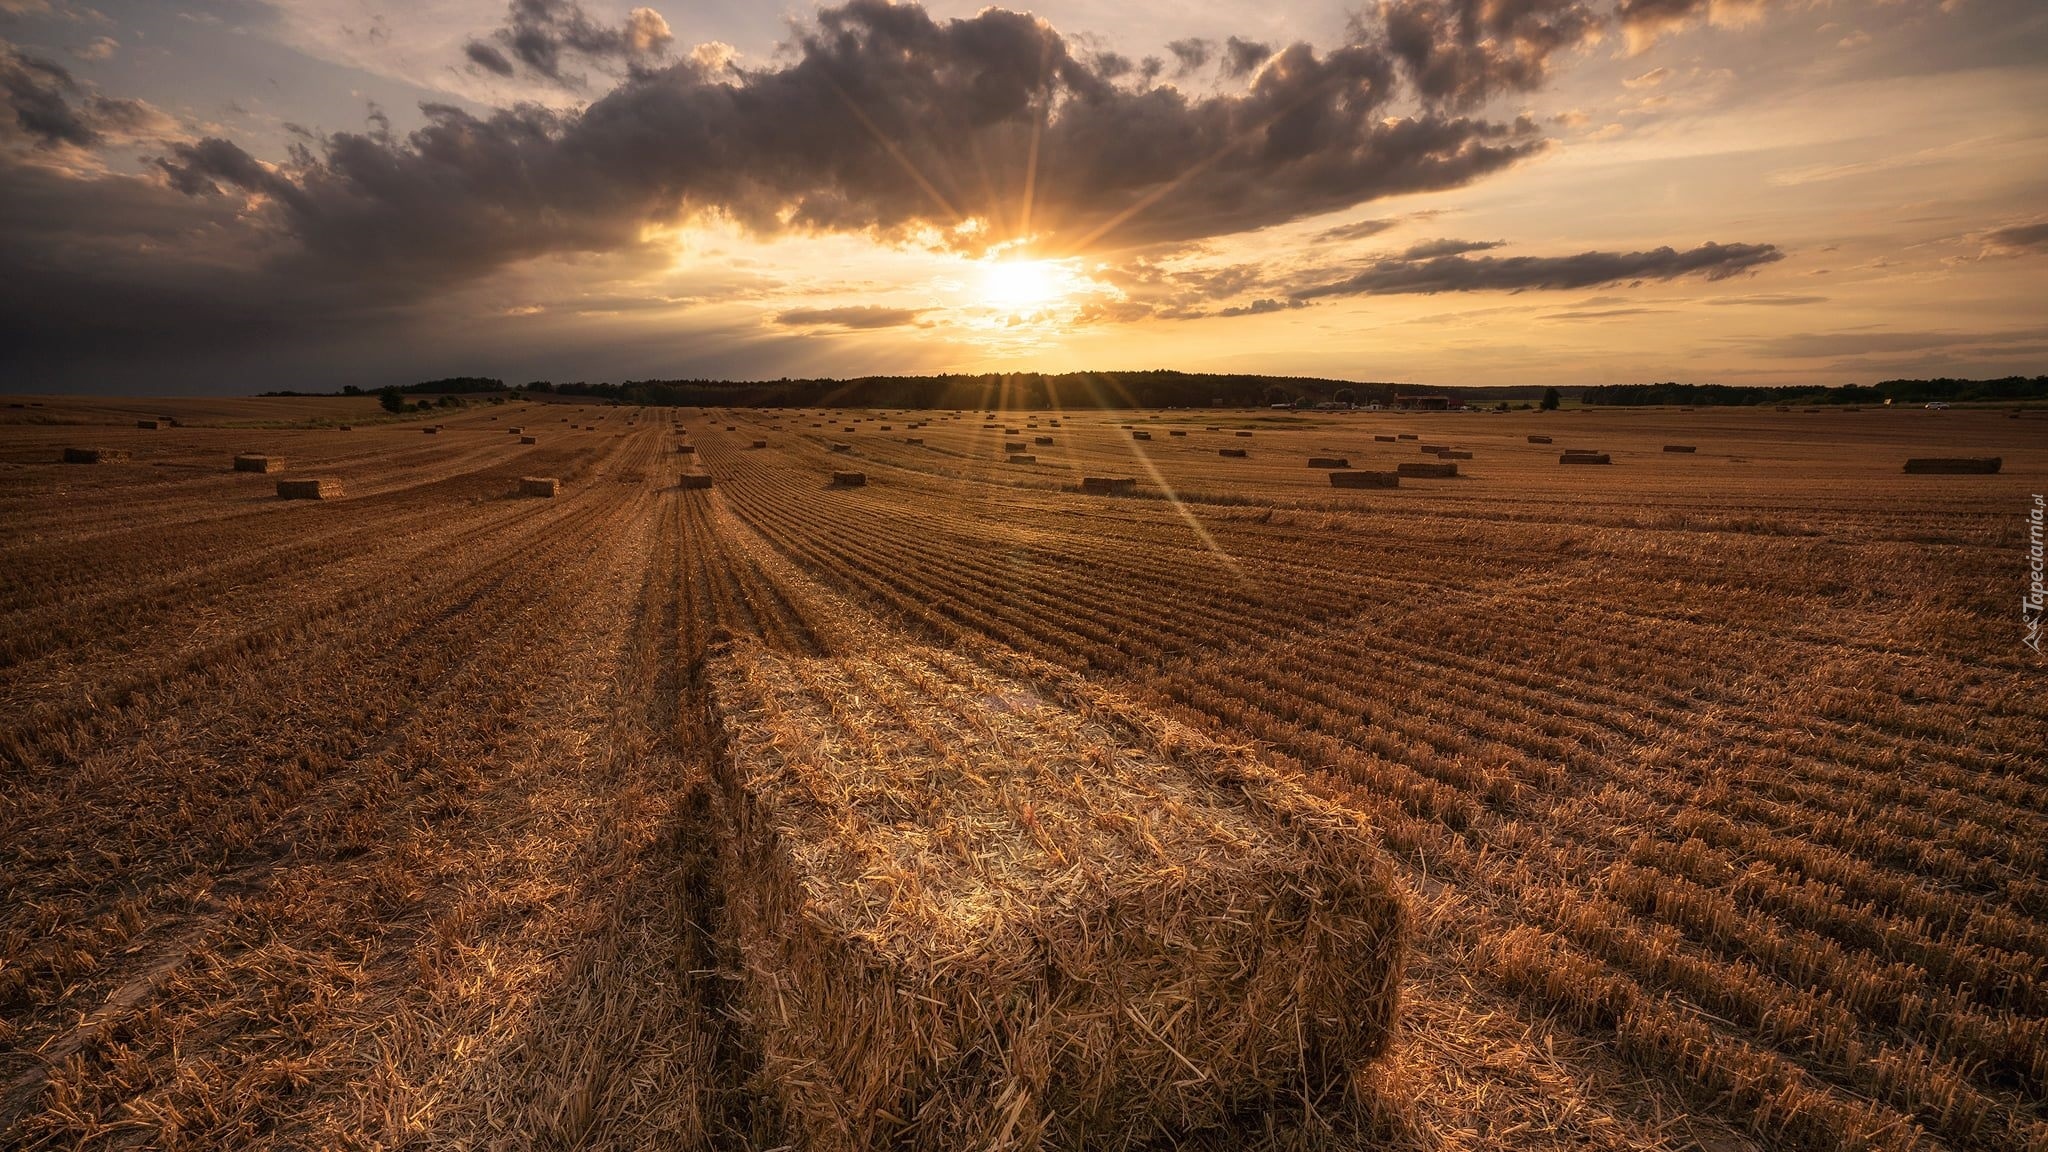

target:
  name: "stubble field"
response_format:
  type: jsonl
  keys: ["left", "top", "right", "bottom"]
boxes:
{"left": 1, "top": 395, "right": 2042, "bottom": 1151}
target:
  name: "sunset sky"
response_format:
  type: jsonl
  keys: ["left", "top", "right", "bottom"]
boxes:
{"left": 2, "top": 0, "right": 2043, "bottom": 393}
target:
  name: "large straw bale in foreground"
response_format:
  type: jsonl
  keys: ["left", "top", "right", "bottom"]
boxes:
{"left": 712, "top": 645, "right": 1404, "bottom": 1152}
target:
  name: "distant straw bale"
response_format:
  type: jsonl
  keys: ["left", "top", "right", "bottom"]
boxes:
{"left": 1081, "top": 476, "right": 1136, "bottom": 494}
{"left": 1662, "top": 445, "right": 1697, "bottom": 453}
{"left": 233, "top": 454, "right": 283, "bottom": 473}
{"left": 1329, "top": 470, "right": 1399, "bottom": 488}
{"left": 62, "top": 447, "right": 128, "bottom": 464}
{"left": 1560, "top": 452, "right": 1611, "bottom": 465}
{"left": 1008, "top": 454, "right": 1038, "bottom": 464}
{"left": 1397, "top": 461, "right": 1457, "bottom": 477}
{"left": 830, "top": 470, "right": 867, "bottom": 486}
{"left": 680, "top": 474, "right": 714, "bottom": 489}
{"left": 1527, "top": 435, "right": 1552, "bottom": 444}
{"left": 1307, "top": 457, "right": 1350, "bottom": 468}
{"left": 1903, "top": 457, "right": 2001, "bottom": 474}
{"left": 277, "top": 478, "right": 340, "bottom": 499}
{"left": 519, "top": 476, "right": 560, "bottom": 497}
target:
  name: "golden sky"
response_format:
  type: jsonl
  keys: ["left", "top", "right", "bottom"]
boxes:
{"left": 1, "top": 0, "right": 2043, "bottom": 391}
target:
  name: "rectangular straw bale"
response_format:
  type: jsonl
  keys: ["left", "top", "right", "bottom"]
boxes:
{"left": 1329, "top": 470, "right": 1399, "bottom": 488}
{"left": 831, "top": 442, "right": 853, "bottom": 453}
{"left": 1132, "top": 431, "right": 1152, "bottom": 440}
{"left": 1397, "top": 433, "right": 1418, "bottom": 440}
{"left": 1004, "top": 440, "right": 1028, "bottom": 452}
{"left": 136, "top": 419, "right": 161, "bottom": 430}
{"left": 277, "top": 477, "right": 340, "bottom": 499}
{"left": 63, "top": 447, "right": 129, "bottom": 464}
{"left": 1306, "top": 456, "right": 1349, "bottom": 468}
{"left": 1903, "top": 457, "right": 2001, "bottom": 474}
{"left": 1234, "top": 430, "right": 1253, "bottom": 437}
{"left": 753, "top": 440, "right": 769, "bottom": 448}
{"left": 1375, "top": 435, "right": 1397, "bottom": 442}
{"left": 1008, "top": 453, "right": 1038, "bottom": 464}
{"left": 1435, "top": 450, "right": 1473, "bottom": 460}
{"left": 1169, "top": 429, "right": 1187, "bottom": 436}
{"left": 1081, "top": 476, "right": 1136, "bottom": 494}
{"left": 1662, "top": 445, "right": 1697, "bottom": 453}
{"left": 677, "top": 444, "right": 698, "bottom": 455}
{"left": 1397, "top": 461, "right": 1457, "bottom": 477}
{"left": 712, "top": 647, "right": 1404, "bottom": 1152}
{"left": 1527, "top": 435, "right": 1552, "bottom": 444}
{"left": 905, "top": 437, "right": 924, "bottom": 445}
{"left": 1219, "top": 447, "right": 1248, "bottom": 457}
{"left": 338, "top": 425, "right": 354, "bottom": 431}
{"left": 1419, "top": 444, "right": 1448, "bottom": 453}
{"left": 1035, "top": 435, "right": 1054, "bottom": 445}
{"left": 519, "top": 476, "right": 560, "bottom": 497}
{"left": 1559, "top": 452, "right": 1611, "bottom": 465}
{"left": 233, "top": 454, "right": 283, "bottom": 473}
{"left": 521, "top": 435, "right": 538, "bottom": 444}
{"left": 679, "top": 474, "right": 714, "bottom": 489}
{"left": 830, "top": 470, "right": 866, "bottom": 486}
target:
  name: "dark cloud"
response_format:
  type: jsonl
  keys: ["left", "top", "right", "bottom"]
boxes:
{"left": 1399, "top": 237, "right": 1502, "bottom": 258}
{"left": 774, "top": 305, "right": 926, "bottom": 329}
{"left": 1378, "top": 0, "right": 1601, "bottom": 110}
{"left": 1315, "top": 217, "right": 1399, "bottom": 242}
{"left": 1223, "top": 37, "right": 1275, "bottom": 78}
{"left": 1, "top": 40, "right": 160, "bottom": 147}
{"left": 1742, "top": 327, "right": 2048, "bottom": 359}
{"left": 1215, "top": 296, "right": 1305, "bottom": 317}
{"left": 1983, "top": 221, "right": 2048, "bottom": 254}
{"left": 1704, "top": 293, "right": 1827, "bottom": 306}
{"left": 1166, "top": 37, "right": 1212, "bottom": 74}
{"left": 465, "top": 0, "right": 673, "bottom": 85}
{"left": 1294, "top": 241, "right": 1783, "bottom": 297}
{"left": 150, "top": 0, "right": 1549, "bottom": 288}
{"left": 1544, "top": 306, "right": 1666, "bottom": 319}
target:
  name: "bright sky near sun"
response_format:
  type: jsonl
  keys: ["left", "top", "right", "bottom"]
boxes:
{"left": 0, "top": 0, "right": 2043, "bottom": 392}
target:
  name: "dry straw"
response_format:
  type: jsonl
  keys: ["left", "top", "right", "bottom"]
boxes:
{"left": 712, "top": 645, "right": 1404, "bottom": 1152}
{"left": 1903, "top": 457, "right": 2001, "bottom": 474}
{"left": 1559, "top": 452, "right": 1611, "bottom": 465}
{"left": 1132, "top": 431, "right": 1152, "bottom": 440}
{"left": 276, "top": 477, "right": 340, "bottom": 499}
{"left": 831, "top": 470, "right": 867, "bottom": 486}
{"left": 1081, "top": 476, "right": 1136, "bottom": 494}
{"left": 1396, "top": 433, "right": 1418, "bottom": 441}
{"left": 519, "top": 476, "right": 561, "bottom": 497}
{"left": 1008, "top": 454, "right": 1038, "bottom": 464}
{"left": 1527, "top": 435, "right": 1552, "bottom": 444}
{"left": 1035, "top": 436, "right": 1054, "bottom": 445}
{"left": 1005, "top": 441, "right": 1028, "bottom": 452}
{"left": 521, "top": 435, "right": 538, "bottom": 444}
{"left": 62, "top": 447, "right": 129, "bottom": 463}
{"left": 1307, "top": 457, "right": 1350, "bottom": 468}
{"left": 233, "top": 454, "right": 283, "bottom": 473}
{"left": 679, "top": 474, "right": 714, "bottom": 489}
{"left": 1219, "top": 448, "right": 1248, "bottom": 458}
{"left": 1329, "top": 470, "right": 1399, "bottom": 488}
{"left": 1374, "top": 435, "right": 1397, "bottom": 442}
{"left": 1663, "top": 445, "right": 1697, "bottom": 453}
{"left": 135, "top": 419, "right": 161, "bottom": 430}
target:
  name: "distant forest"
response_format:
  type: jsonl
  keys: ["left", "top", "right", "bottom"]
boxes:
{"left": 1579, "top": 377, "right": 2048, "bottom": 407}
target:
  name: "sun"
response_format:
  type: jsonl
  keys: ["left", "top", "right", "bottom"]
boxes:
{"left": 978, "top": 258, "right": 1065, "bottom": 312}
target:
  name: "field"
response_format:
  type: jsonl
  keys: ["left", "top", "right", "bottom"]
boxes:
{"left": 1, "top": 395, "right": 2043, "bottom": 1151}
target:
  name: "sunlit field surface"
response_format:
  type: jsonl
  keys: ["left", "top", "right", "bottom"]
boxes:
{"left": 1, "top": 397, "right": 2042, "bottom": 1151}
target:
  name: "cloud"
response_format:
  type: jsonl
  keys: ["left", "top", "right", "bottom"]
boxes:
{"left": 150, "top": 0, "right": 1553, "bottom": 289}
{"left": 1623, "top": 66, "right": 1669, "bottom": 88}
{"left": 1399, "top": 237, "right": 1502, "bottom": 258}
{"left": 1222, "top": 36, "right": 1274, "bottom": 78}
{"left": 71, "top": 36, "right": 116, "bottom": 62}
{"left": 1741, "top": 327, "right": 2048, "bottom": 359}
{"left": 1544, "top": 306, "right": 1667, "bottom": 318}
{"left": 1704, "top": 292, "right": 1827, "bottom": 305}
{"left": 465, "top": 0, "right": 673, "bottom": 85}
{"left": 774, "top": 304, "right": 926, "bottom": 329}
{"left": 1315, "top": 217, "right": 1400, "bottom": 242}
{"left": 1166, "top": 37, "right": 1212, "bottom": 74}
{"left": 1293, "top": 241, "right": 1783, "bottom": 297}
{"left": 1981, "top": 221, "right": 2048, "bottom": 255}
{"left": 1379, "top": 0, "right": 1601, "bottom": 110}
{"left": 1, "top": 41, "right": 169, "bottom": 148}
{"left": 1215, "top": 296, "right": 1304, "bottom": 317}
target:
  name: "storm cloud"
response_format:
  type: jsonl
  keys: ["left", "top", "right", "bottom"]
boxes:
{"left": 775, "top": 305, "right": 927, "bottom": 329}
{"left": 1293, "top": 241, "right": 1783, "bottom": 297}
{"left": 464, "top": 0, "right": 674, "bottom": 85}
{"left": 1, "top": 42, "right": 164, "bottom": 148}
{"left": 151, "top": 0, "right": 1558, "bottom": 289}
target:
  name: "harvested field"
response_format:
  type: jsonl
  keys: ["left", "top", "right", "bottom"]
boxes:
{"left": 2, "top": 398, "right": 2044, "bottom": 1152}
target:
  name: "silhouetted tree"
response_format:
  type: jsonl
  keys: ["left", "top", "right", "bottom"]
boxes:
{"left": 1540, "top": 387, "right": 1561, "bottom": 411}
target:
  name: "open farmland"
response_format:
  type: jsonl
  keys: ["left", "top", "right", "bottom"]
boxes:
{"left": 1, "top": 398, "right": 2043, "bottom": 1151}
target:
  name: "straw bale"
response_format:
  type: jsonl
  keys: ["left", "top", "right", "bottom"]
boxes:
{"left": 1081, "top": 476, "right": 1136, "bottom": 495}
{"left": 712, "top": 645, "right": 1404, "bottom": 1152}
{"left": 1396, "top": 433, "right": 1418, "bottom": 440}
{"left": 1035, "top": 436, "right": 1054, "bottom": 445}
{"left": 754, "top": 440, "right": 770, "bottom": 448}
{"left": 1234, "top": 431, "right": 1253, "bottom": 437}
{"left": 136, "top": 419, "right": 161, "bottom": 430}
{"left": 63, "top": 447, "right": 128, "bottom": 464}
{"left": 519, "top": 476, "right": 560, "bottom": 497}
{"left": 678, "top": 444, "right": 698, "bottom": 455}
{"left": 277, "top": 478, "right": 340, "bottom": 499}
{"left": 1008, "top": 454, "right": 1038, "bottom": 464}
{"left": 831, "top": 443, "right": 854, "bottom": 453}
{"left": 1306, "top": 457, "right": 1350, "bottom": 468}
{"left": 233, "top": 454, "right": 283, "bottom": 473}
{"left": 1662, "top": 445, "right": 1697, "bottom": 453}
{"left": 1435, "top": 450, "right": 1473, "bottom": 460}
{"left": 1132, "top": 431, "right": 1152, "bottom": 440}
{"left": 1329, "top": 471, "right": 1399, "bottom": 489}
{"left": 1903, "top": 457, "right": 2001, "bottom": 474}
{"left": 521, "top": 436, "right": 539, "bottom": 444}
{"left": 680, "top": 474, "right": 715, "bottom": 489}
{"left": 1219, "top": 448, "right": 1248, "bottom": 458}
{"left": 1396, "top": 462, "right": 1456, "bottom": 477}
{"left": 831, "top": 470, "right": 867, "bottom": 486}
{"left": 1527, "top": 435, "right": 1551, "bottom": 444}
{"left": 1374, "top": 435, "right": 1397, "bottom": 442}
{"left": 1418, "top": 444, "right": 1448, "bottom": 453}
{"left": 1559, "top": 452, "right": 1611, "bottom": 465}
{"left": 1004, "top": 441, "right": 1028, "bottom": 452}
{"left": 905, "top": 438, "right": 924, "bottom": 445}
